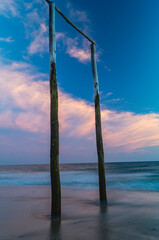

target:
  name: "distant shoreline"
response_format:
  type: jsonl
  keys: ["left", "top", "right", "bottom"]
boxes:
{"left": 1, "top": 160, "right": 159, "bottom": 167}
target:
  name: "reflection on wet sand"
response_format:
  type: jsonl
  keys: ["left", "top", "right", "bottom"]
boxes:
{"left": 49, "top": 204, "right": 109, "bottom": 240}
{"left": 49, "top": 220, "right": 61, "bottom": 240}
{"left": 1, "top": 186, "right": 159, "bottom": 240}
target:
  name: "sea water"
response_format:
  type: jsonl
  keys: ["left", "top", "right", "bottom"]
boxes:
{"left": 0, "top": 161, "right": 159, "bottom": 191}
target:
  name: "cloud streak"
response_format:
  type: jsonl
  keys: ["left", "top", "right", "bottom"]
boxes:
{"left": 0, "top": 37, "right": 14, "bottom": 43}
{"left": 0, "top": 0, "right": 19, "bottom": 17}
{"left": 0, "top": 62, "right": 159, "bottom": 155}
{"left": 66, "top": 2, "right": 90, "bottom": 24}
{"left": 28, "top": 23, "right": 49, "bottom": 55}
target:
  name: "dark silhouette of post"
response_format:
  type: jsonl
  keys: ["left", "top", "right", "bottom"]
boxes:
{"left": 91, "top": 43, "right": 107, "bottom": 203}
{"left": 48, "top": 0, "right": 61, "bottom": 219}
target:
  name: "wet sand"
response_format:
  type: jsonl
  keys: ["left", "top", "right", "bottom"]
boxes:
{"left": 1, "top": 186, "right": 159, "bottom": 240}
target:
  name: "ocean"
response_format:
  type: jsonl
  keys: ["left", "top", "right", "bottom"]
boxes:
{"left": 1, "top": 161, "right": 159, "bottom": 191}
{"left": 1, "top": 161, "right": 159, "bottom": 240}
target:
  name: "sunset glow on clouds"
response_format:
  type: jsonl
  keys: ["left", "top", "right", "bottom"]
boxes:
{"left": 0, "top": 62, "right": 159, "bottom": 159}
{"left": 1, "top": 0, "right": 159, "bottom": 164}
{"left": 21, "top": 1, "right": 93, "bottom": 63}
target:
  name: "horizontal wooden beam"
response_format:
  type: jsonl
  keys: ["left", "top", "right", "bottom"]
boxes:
{"left": 55, "top": 6, "right": 96, "bottom": 45}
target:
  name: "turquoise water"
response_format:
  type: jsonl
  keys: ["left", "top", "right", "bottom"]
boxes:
{"left": 0, "top": 162, "right": 159, "bottom": 191}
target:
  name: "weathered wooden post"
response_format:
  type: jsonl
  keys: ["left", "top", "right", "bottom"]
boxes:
{"left": 91, "top": 43, "right": 107, "bottom": 203}
{"left": 45, "top": 0, "right": 107, "bottom": 211}
{"left": 48, "top": 0, "right": 61, "bottom": 218}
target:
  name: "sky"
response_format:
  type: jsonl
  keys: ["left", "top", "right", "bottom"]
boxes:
{"left": 1, "top": 0, "right": 159, "bottom": 165}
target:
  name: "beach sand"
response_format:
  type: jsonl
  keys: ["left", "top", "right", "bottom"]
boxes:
{"left": 1, "top": 186, "right": 159, "bottom": 240}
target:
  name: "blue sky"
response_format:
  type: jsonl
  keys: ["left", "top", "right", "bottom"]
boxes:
{"left": 1, "top": 0, "right": 159, "bottom": 165}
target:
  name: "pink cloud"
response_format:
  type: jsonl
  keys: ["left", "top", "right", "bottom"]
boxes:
{"left": 28, "top": 23, "right": 49, "bottom": 55}
{"left": 67, "top": 46, "right": 91, "bottom": 63}
{"left": 0, "top": 62, "right": 159, "bottom": 154}
{"left": 55, "top": 33, "right": 92, "bottom": 63}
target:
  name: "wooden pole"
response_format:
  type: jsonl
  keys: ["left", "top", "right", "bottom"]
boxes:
{"left": 49, "top": 1, "right": 61, "bottom": 218}
{"left": 91, "top": 43, "right": 107, "bottom": 203}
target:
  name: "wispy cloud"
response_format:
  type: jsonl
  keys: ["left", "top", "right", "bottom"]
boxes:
{"left": 104, "top": 65, "right": 111, "bottom": 72}
{"left": 23, "top": 5, "right": 48, "bottom": 55}
{"left": 56, "top": 32, "right": 65, "bottom": 41}
{"left": 105, "top": 98, "right": 125, "bottom": 103}
{"left": 0, "top": 0, "right": 100, "bottom": 64}
{"left": 106, "top": 92, "right": 113, "bottom": 98}
{"left": 1, "top": 62, "right": 159, "bottom": 154}
{"left": 66, "top": 2, "right": 90, "bottom": 23}
{"left": 54, "top": 32, "right": 91, "bottom": 63}
{"left": 21, "top": 1, "right": 98, "bottom": 63}
{"left": 0, "top": 37, "right": 14, "bottom": 43}
{"left": 65, "top": 2, "right": 96, "bottom": 63}
{"left": 67, "top": 46, "right": 90, "bottom": 63}
{"left": 56, "top": 32, "right": 94, "bottom": 63}
{"left": 0, "top": 0, "right": 19, "bottom": 17}
{"left": 28, "top": 23, "right": 49, "bottom": 55}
